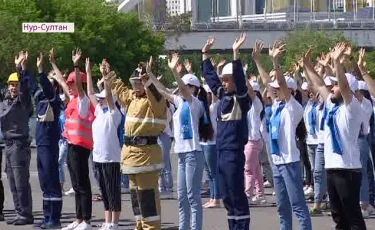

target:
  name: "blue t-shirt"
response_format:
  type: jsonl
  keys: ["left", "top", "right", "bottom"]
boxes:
{"left": 58, "top": 109, "right": 66, "bottom": 141}
{"left": 265, "top": 105, "right": 272, "bottom": 133}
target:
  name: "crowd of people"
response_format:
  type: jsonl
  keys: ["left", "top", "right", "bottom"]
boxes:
{"left": 0, "top": 33, "right": 373, "bottom": 230}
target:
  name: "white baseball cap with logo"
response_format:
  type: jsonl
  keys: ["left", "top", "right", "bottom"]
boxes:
{"left": 182, "top": 74, "right": 201, "bottom": 88}
{"left": 329, "top": 73, "right": 358, "bottom": 93}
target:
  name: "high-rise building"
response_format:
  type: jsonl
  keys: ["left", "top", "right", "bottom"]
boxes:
{"left": 166, "top": 0, "right": 192, "bottom": 16}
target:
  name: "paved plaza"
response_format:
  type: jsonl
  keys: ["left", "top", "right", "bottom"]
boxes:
{"left": 0, "top": 149, "right": 374, "bottom": 230}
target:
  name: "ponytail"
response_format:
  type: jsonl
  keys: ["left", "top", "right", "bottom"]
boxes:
{"left": 196, "top": 86, "right": 214, "bottom": 142}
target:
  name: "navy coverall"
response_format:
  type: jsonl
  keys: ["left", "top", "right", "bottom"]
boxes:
{"left": 27, "top": 71, "right": 62, "bottom": 224}
{"left": 202, "top": 59, "right": 251, "bottom": 230}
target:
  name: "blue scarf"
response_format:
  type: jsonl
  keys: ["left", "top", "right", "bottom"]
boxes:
{"left": 326, "top": 103, "right": 343, "bottom": 155}
{"left": 265, "top": 106, "right": 272, "bottom": 133}
{"left": 319, "top": 104, "right": 328, "bottom": 131}
{"left": 269, "top": 102, "right": 285, "bottom": 155}
{"left": 307, "top": 102, "right": 318, "bottom": 135}
{"left": 103, "top": 107, "right": 109, "bottom": 114}
{"left": 180, "top": 100, "right": 193, "bottom": 140}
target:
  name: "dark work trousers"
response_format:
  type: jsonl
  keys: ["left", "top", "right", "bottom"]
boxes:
{"left": 94, "top": 162, "right": 121, "bottom": 212}
{"left": 5, "top": 139, "right": 33, "bottom": 221}
{"left": 371, "top": 142, "right": 375, "bottom": 169}
{"left": 297, "top": 138, "right": 312, "bottom": 186}
{"left": 0, "top": 147, "right": 4, "bottom": 214}
{"left": 327, "top": 169, "right": 367, "bottom": 230}
{"left": 218, "top": 149, "right": 250, "bottom": 230}
{"left": 67, "top": 144, "right": 92, "bottom": 220}
{"left": 367, "top": 157, "right": 375, "bottom": 207}
{"left": 37, "top": 144, "right": 62, "bottom": 223}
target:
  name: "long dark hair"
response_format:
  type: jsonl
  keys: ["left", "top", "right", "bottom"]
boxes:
{"left": 360, "top": 90, "right": 374, "bottom": 140}
{"left": 193, "top": 85, "right": 214, "bottom": 142}
{"left": 255, "top": 91, "right": 265, "bottom": 120}
{"left": 293, "top": 90, "right": 307, "bottom": 140}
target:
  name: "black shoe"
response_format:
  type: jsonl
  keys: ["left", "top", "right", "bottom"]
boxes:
{"left": 0, "top": 213, "right": 4, "bottom": 221}
{"left": 6, "top": 218, "right": 18, "bottom": 225}
{"left": 13, "top": 218, "right": 34, "bottom": 225}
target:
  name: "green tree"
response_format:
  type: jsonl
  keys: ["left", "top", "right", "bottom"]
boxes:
{"left": 0, "top": 0, "right": 165, "bottom": 85}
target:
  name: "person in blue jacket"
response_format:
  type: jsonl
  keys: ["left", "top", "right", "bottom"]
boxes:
{"left": 201, "top": 34, "right": 251, "bottom": 230}
{"left": 27, "top": 53, "right": 63, "bottom": 229}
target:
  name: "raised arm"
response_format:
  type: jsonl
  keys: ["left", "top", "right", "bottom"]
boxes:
{"left": 16, "top": 51, "right": 32, "bottom": 111}
{"left": 85, "top": 58, "right": 97, "bottom": 107}
{"left": 49, "top": 48, "right": 69, "bottom": 97}
{"left": 302, "top": 49, "right": 330, "bottom": 101}
{"left": 332, "top": 43, "right": 352, "bottom": 105}
{"left": 103, "top": 72, "right": 116, "bottom": 111}
{"left": 252, "top": 41, "right": 272, "bottom": 85}
{"left": 269, "top": 41, "right": 290, "bottom": 102}
{"left": 168, "top": 53, "right": 192, "bottom": 102}
{"left": 201, "top": 37, "right": 224, "bottom": 99}
{"left": 37, "top": 52, "right": 55, "bottom": 101}
{"left": 72, "top": 48, "right": 85, "bottom": 99}
{"left": 358, "top": 48, "right": 375, "bottom": 98}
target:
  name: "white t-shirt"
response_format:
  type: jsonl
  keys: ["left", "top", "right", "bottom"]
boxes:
{"left": 92, "top": 105, "right": 122, "bottom": 163}
{"left": 201, "top": 100, "right": 219, "bottom": 145}
{"left": 271, "top": 97, "right": 304, "bottom": 165}
{"left": 173, "top": 95, "right": 203, "bottom": 153}
{"left": 324, "top": 94, "right": 362, "bottom": 169}
{"left": 303, "top": 100, "right": 319, "bottom": 145}
{"left": 360, "top": 97, "right": 372, "bottom": 135}
{"left": 247, "top": 97, "right": 263, "bottom": 141}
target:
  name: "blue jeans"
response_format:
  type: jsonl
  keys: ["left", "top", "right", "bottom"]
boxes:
{"left": 202, "top": 144, "right": 221, "bottom": 199}
{"left": 120, "top": 174, "right": 129, "bottom": 189}
{"left": 358, "top": 135, "right": 369, "bottom": 204}
{"left": 158, "top": 133, "right": 173, "bottom": 191}
{"left": 368, "top": 157, "right": 375, "bottom": 207}
{"left": 273, "top": 161, "right": 312, "bottom": 230}
{"left": 178, "top": 151, "right": 204, "bottom": 230}
{"left": 58, "top": 139, "right": 68, "bottom": 183}
{"left": 312, "top": 144, "right": 327, "bottom": 203}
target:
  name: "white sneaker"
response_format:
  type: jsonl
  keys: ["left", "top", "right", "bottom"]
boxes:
{"left": 304, "top": 187, "right": 314, "bottom": 198}
{"left": 251, "top": 195, "right": 267, "bottom": 204}
{"left": 263, "top": 180, "right": 272, "bottom": 188}
{"left": 98, "top": 223, "right": 110, "bottom": 230}
{"left": 362, "top": 209, "right": 370, "bottom": 219}
{"left": 64, "top": 188, "right": 75, "bottom": 196}
{"left": 160, "top": 191, "right": 174, "bottom": 200}
{"left": 75, "top": 222, "right": 92, "bottom": 230}
{"left": 61, "top": 221, "right": 79, "bottom": 230}
{"left": 109, "top": 224, "right": 119, "bottom": 230}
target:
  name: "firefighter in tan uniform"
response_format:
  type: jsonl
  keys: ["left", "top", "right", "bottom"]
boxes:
{"left": 109, "top": 62, "right": 166, "bottom": 230}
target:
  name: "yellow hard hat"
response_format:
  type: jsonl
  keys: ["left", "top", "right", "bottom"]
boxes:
{"left": 8, "top": 73, "right": 19, "bottom": 83}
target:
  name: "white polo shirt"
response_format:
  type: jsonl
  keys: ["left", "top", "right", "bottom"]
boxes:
{"left": 360, "top": 97, "right": 372, "bottom": 135}
{"left": 303, "top": 100, "right": 320, "bottom": 145}
{"left": 324, "top": 94, "right": 362, "bottom": 169}
{"left": 247, "top": 97, "right": 263, "bottom": 141}
{"left": 271, "top": 96, "right": 304, "bottom": 165}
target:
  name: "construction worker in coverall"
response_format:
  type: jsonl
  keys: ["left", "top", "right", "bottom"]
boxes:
{"left": 27, "top": 53, "right": 62, "bottom": 229}
{"left": 109, "top": 63, "right": 166, "bottom": 230}
{"left": 1, "top": 53, "right": 34, "bottom": 225}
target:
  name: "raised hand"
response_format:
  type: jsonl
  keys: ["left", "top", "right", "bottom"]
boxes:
{"left": 168, "top": 53, "right": 180, "bottom": 71}
{"left": 233, "top": 32, "right": 247, "bottom": 51}
{"left": 269, "top": 41, "right": 285, "bottom": 60}
{"left": 15, "top": 51, "right": 26, "bottom": 67}
{"left": 176, "top": 63, "right": 183, "bottom": 75}
{"left": 210, "top": 58, "right": 216, "bottom": 67}
{"left": 49, "top": 48, "right": 56, "bottom": 64}
{"left": 37, "top": 52, "right": 44, "bottom": 72}
{"left": 183, "top": 59, "right": 192, "bottom": 73}
{"left": 318, "top": 52, "right": 330, "bottom": 67}
{"left": 72, "top": 48, "right": 82, "bottom": 66}
{"left": 302, "top": 47, "right": 312, "bottom": 65}
{"left": 358, "top": 48, "right": 366, "bottom": 68}
{"left": 331, "top": 42, "right": 346, "bottom": 61}
{"left": 343, "top": 42, "right": 353, "bottom": 57}
{"left": 146, "top": 56, "right": 153, "bottom": 74}
{"left": 252, "top": 40, "right": 264, "bottom": 61}
{"left": 104, "top": 71, "right": 117, "bottom": 85}
{"left": 85, "top": 58, "right": 91, "bottom": 73}
{"left": 202, "top": 37, "right": 215, "bottom": 53}
{"left": 217, "top": 59, "right": 226, "bottom": 68}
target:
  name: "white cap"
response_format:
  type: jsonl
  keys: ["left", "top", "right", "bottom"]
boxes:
{"left": 268, "top": 76, "right": 297, "bottom": 91}
{"left": 358, "top": 80, "right": 368, "bottom": 91}
{"left": 95, "top": 89, "right": 107, "bottom": 99}
{"left": 182, "top": 74, "right": 201, "bottom": 88}
{"left": 324, "top": 77, "right": 332, "bottom": 86}
{"left": 329, "top": 73, "right": 358, "bottom": 92}
{"left": 59, "top": 93, "right": 66, "bottom": 101}
{"left": 203, "top": 84, "right": 211, "bottom": 93}
{"left": 249, "top": 81, "right": 260, "bottom": 92}
{"left": 222, "top": 63, "right": 233, "bottom": 75}
{"left": 301, "top": 82, "right": 309, "bottom": 91}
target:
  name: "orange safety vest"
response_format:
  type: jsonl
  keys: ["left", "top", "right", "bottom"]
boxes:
{"left": 62, "top": 96, "right": 95, "bottom": 150}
